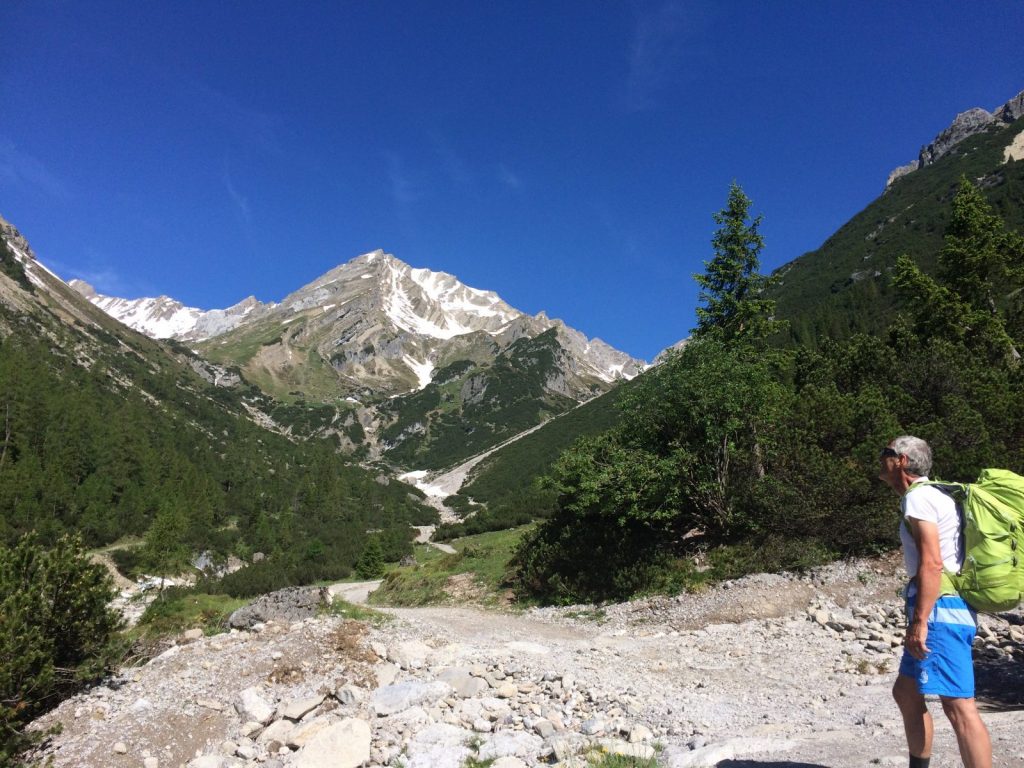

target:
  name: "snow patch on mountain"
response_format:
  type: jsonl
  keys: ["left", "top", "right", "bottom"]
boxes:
{"left": 403, "top": 355, "right": 435, "bottom": 390}
{"left": 379, "top": 254, "right": 520, "bottom": 340}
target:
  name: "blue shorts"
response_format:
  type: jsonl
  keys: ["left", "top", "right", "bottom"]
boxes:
{"left": 898, "top": 593, "right": 977, "bottom": 698}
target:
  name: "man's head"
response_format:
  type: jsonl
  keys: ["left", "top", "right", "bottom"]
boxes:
{"left": 878, "top": 434, "right": 932, "bottom": 491}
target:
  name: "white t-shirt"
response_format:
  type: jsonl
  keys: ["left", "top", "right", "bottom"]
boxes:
{"left": 899, "top": 477, "right": 964, "bottom": 579}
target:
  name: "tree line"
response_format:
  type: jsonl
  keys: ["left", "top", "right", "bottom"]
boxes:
{"left": 514, "top": 178, "right": 1024, "bottom": 603}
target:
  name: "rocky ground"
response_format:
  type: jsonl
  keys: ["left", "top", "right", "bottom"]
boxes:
{"left": 27, "top": 553, "right": 1024, "bottom": 768}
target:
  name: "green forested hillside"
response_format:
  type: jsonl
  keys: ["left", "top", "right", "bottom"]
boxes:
{"left": 378, "top": 328, "right": 584, "bottom": 469}
{"left": 515, "top": 179, "right": 1024, "bottom": 603}
{"left": 0, "top": 237, "right": 435, "bottom": 586}
{"left": 772, "top": 116, "right": 1024, "bottom": 346}
{"left": 435, "top": 382, "right": 630, "bottom": 538}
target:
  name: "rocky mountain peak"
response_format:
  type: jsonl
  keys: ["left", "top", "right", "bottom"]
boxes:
{"left": 0, "top": 213, "right": 36, "bottom": 260}
{"left": 886, "top": 88, "right": 1024, "bottom": 188}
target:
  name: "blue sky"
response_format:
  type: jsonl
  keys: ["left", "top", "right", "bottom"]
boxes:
{"left": 1, "top": 2, "right": 1022, "bottom": 361}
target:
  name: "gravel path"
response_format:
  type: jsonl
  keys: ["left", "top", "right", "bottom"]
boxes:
{"left": 27, "top": 554, "right": 1024, "bottom": 768}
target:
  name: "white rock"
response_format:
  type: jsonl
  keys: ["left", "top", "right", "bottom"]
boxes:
{"left": 399, "top": 723, "right": 472, "bottom": 768}
{"left": 372, "top": 681, "right": 451, "bottom": 716}
{"left": 257, "top": 719, "right": 295, "bottom": 746}
{"left": 478, "top": 730, "right": 545, "bottom": 760}
{"left": 279, "top": 694, "right": 324, "bottom": 721}
{"left": 491, "top": 758, "right": 528, "bottom": 768}
{"left": 388, "top": 639, "right": 433, "bottom": 669}
{"left": 374, "top": 662, "right": 400, "bottom": 687}
{"left": 113, "top": 742, "right": 128, "bottom": 754}
{"left": 235, "top": 687, "right": 276, "bottom": 724}
{"left": 288, "top": 715, "right": 334, "bottom": 749}
{"left": 629, "top": 723, "right": 653, "bottom": 743}
{"left": 663, "top": 737, "right": 797, "bottom": 767}
{"left": 290, "top": 718, "right": 371, "bottom": 768}
{"left": 598, "top": 738, "right": 655, "bottom": 759}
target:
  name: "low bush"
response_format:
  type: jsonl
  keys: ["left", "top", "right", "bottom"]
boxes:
{"left": 0, "top": 534, "right": 123, "bottom": 765}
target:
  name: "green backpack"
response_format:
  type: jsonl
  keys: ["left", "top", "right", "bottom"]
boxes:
{"left": 928, "top": 468, "right": 1024, "bottom": 613}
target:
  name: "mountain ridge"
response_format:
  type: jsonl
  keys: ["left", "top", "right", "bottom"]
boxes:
{"left": 886, "top": 88, "right": 1024, "bottom": 187}
{"left": 72, "top": 249, "right": 645, "bottom": 395}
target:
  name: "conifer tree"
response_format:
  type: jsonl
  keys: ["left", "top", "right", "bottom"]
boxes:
{"left": 894, "top": 176, "right": 1024, "bottom": 363}
{"left": 354, "top": 535, "right": 385, "bottom": 579}
{"left": 693, "top": 182, "right": 780, "bottom": 343}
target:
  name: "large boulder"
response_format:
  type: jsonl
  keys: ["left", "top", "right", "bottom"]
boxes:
{"left": 228, "top": 587, "right": 329, "bottom": 629}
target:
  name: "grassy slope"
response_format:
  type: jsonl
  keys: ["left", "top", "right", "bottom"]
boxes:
{"left": 770, "top": 117, "right": 1024, "bottom": 347}
{"left": 456, "top": 380, "right": 630, "bottom": 506}
{"left": 368, "top": 526, "right": 531, "bottom": 606}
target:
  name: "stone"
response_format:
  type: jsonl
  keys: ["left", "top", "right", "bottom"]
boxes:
{"left": 533, "top": 718, "right": 555, "bottom": 739}
{"left": 257, "top": 719, "right": 295, "bottom": 746}
{"left": 183, "top": 628, "right": 204, "bottom": 641}
{"left": 186, "top": 757, "right": 228, "bottom": 768}
{"left": 228, "top": 587, "right": 329, "bottom": 630}
{"left": 238, "top": 721, "right": 262, "bottom": 737}
{"left": 402, "top": 723, "right": 473, "bottom": 768}
{"left": 491, "top": 758, "right": 528, "bottom": 768}
{"left": 372, "top": 681, "right": 451, "bottom": 716}
{"left": 235, "top": 687, "right": 276, "bottom": 724}
{"left": 113, "top": 742, "right": 128, "bottom": 754}
{"left": 143, "top": 758, "right": 159, "bottom": 768}
{"left": 496, "top": 682, "right": 518, "bottom": 699}
{"left": 288, "top": 715, "right": 334, "bottom": 749}
{"left": 629, "top": 723, "right": 653, "bottom": 743}
{"left": 598, "top": 738, "right": 655, "bottom": 759}
{"left": 289, "top": 718, "right": 371, "bottom": 768}
{"left": 280, "top": 694, "right": 324, "bottom": 721}
{"left": 388, "top": 639, "right": 433, "bottom": 669}
{"left": 663, "top": 737, "right": 797, "bottom": 767}
{"left": 438, "top": 667, "right": 488, "bottom": 698}
{"left": 334, "top": 685, "right": 363, "bottom": 705}
{"left": 374, "top": 663, "right": 400, "bottom": 687}
{"left": 196, "top": 699, "right": 225, "bottom": 711}
{"left": 477, "top": 730, "right": 545, "bottom": 760}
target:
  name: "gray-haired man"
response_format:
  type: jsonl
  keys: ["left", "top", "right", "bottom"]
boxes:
{"left": 878, "top": 435, "right": 991, "bottom": 768}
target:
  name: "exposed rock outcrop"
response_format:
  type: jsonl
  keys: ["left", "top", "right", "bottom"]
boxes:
{"left": 885, "top": 89, "right": 1024, "bottom": 188}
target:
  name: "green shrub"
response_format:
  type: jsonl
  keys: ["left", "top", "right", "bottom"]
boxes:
{"left": 136, "top": 589, "right": 247, "bottom": 638}
{"left": 0, "top": 534, "right": 122, "bottom": 764}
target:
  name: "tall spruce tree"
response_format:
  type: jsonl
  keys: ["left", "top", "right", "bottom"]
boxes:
{"left": 693, "top": 182, "right": 780, "bottom": 343}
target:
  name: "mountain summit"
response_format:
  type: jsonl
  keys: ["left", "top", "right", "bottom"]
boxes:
{"left": 73, "top": 250, "right": 643, "bottom": 468}
{"left": 74, "top": 250, "right": 644, "bottom": 398}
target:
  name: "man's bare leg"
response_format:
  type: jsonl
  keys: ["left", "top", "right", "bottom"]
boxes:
{"left": 940, "top": 697, "right": 992, "bottom": 768}
{"left": 893, "top": 674, "right": 933, "bottom": 759}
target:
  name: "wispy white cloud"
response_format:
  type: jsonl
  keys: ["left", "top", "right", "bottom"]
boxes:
{"left": 497, "top": 163, "right": 522, "bottom": 189}
{"left": 0, "top": 136, "right": 69, "bottom": 199}
{"left": 221, "top": 165, "right": 251, "bottom": 224}
{"left": 623, "top": 1, "right": 692, "bottom": 112}
{"left": 384, "top": 151, "right": 420, "bottom": 205}
{"left": 189, "top": 80, "right": 283, "bottom": 154}
{"left": 432, "top": 135, "right": 474, "bottom": 187}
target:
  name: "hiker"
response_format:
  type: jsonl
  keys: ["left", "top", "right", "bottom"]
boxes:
{"left": 878, "top": 435, "right": 992, "bottom": 768}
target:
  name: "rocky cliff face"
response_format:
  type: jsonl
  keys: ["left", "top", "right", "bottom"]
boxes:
{"left": 75, "top": 250, "right": 645, "bottom": 399}
{"left": 0, "top": 214, "right": 36, "bottom": 260}
{"left": 886, "top": 89, "right": 1024, "bottom": 188}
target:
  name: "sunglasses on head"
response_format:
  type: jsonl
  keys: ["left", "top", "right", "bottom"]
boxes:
{"left": 879, "top": 447, "right": 900, "bottom": 458}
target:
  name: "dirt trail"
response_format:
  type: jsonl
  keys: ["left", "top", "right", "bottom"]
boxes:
{"left": 363, "top": 559, "right": 1024, "bottom": 768}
